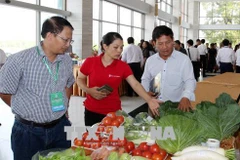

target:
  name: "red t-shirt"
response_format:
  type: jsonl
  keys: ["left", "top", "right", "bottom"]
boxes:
{"left": 80, "top": 54, "right": 132, "bottom": 115}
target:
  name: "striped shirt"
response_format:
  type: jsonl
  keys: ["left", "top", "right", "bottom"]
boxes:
{"left": 0, "top": 43, "right": 75, "bottom": 123}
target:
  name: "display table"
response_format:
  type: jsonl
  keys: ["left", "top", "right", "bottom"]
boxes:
{"left": 72, "top": 65, "right": 127, "bottom": 97}
{"left": 192, "top": 72, "right": 240, "bottom": 107}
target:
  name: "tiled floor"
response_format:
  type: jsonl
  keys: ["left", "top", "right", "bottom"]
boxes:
{"left": 0, "top": 95, "right": 145, "bottom": 160}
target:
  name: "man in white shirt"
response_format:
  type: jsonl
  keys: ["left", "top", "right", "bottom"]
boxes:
{"left": 141, "top": 25, "right": 196, "bottom": 112}
{"left": 216, "top": 39, "right": 235, "bottom": 74}
{"left": 197, "top": 39, "right": 208, "bottom": 77}
{"left": 187, "top": 39, "right": 200, "bottom": 81}
{"left": 0, "top": 49, "right": 7, "bottom": 69}
{"left": 121, "top": 37, "right": 144, "bottom": 96}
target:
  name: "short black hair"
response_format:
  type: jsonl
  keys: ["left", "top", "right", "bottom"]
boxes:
{"left": 201, "top": 39, "right": 205, "bottom": 44}
{"left": 222, "top": 39, "right": 229, "bottom": 46}
{"left": 127, "top": 37, "right": 134, "bottom": 44}
{"left": 152, "top": 25, "right": 174, "bottom": 41}
{"left": 175, "top": 40, "right": 181, "bottom": 45}
{"left": 41, "top": 16, "right": 74, "bottom": 38}
{"left": 187, "top": 39, "right": 194, "bottom": 46}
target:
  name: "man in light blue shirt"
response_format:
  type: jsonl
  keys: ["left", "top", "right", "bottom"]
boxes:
{"left": 141, "top": 25, "right": 196, "bottom": 112}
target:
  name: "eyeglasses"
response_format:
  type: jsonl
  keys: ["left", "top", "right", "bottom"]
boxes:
{"left": 55, "top": 34, "right": 74, "bottom": 45}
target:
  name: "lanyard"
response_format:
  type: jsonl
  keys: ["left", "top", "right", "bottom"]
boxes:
{"left": 36, "top": 47, "right": 60, "bottom": 83}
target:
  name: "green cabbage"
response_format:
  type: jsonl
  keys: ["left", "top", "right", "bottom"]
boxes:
{"left": 156, "top": 115, "right": 203, "bottom": 154}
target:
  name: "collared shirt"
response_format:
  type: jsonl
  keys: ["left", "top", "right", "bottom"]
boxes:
{"left": 0, "top": 43, "right": 75, "bottom": 123}
{"left": 197, "top": 44, "right": 207, "bottom": 55}
{"left": 236, "top": 48, "right": 240, "bottom": 66}
{"left": 188, "top": 46, "right": 200, "bottom": 62}
{"left": 216, "top": 46, "right": 235, "bottom": 66}
{"left": 141, "top": 50, "right": 196, "bottom": 102}
{"left": 121, "top": 44, "right": 144, "bottom": 66}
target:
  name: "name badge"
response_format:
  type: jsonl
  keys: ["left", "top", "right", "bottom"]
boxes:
{"left": 50, "top": 92, "right": 65, "bottom": 112}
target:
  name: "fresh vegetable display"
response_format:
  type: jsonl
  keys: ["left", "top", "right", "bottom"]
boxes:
{"left": 155, "top": 93, "right": 240, "bottom": 160}
{"left": 33, "top": 93, "right": 240, "bottom": 159}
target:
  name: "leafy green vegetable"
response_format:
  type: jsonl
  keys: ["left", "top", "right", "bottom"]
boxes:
{"left": 156, "top": 115, "right": 203, "bottom": 154}
{"left": 107, "top": 151, "right": 119, "bottom": 160}
{"left": 196, "top": 101, "right": 240, "bottom": 141}
{"left": 158, "top": 101, "right": 195, "bottom": 119}
{"left": 119, "top": 153, "right": 131, "bottom": 160}
{"left": 37, "top": 147, "right": 89, "bottom": 160}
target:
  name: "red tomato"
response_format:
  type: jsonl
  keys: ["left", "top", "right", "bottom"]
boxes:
{"left": 102, "top": 117, "right": 112, "bottom": 126}
{"left": 82, "top": 132, "right": 88, "bottom": 140}
{"left": 132, "top": 148, "right": 142, "bottom": 156}
{"left": 150, "top": 144, "right": 160, "bottom": 154}
{"left": 159, "top": 148, "right": 167, "bottom": 157}
{"left": 142, "top": 151, "right": 152, "bottom": 159}
{"left": 74, "top": 138, "right": 84, "bottom": 146}
{"left": 116, "top": 116, "right": 124, "bottom": 124}
{"left": 91, "top": 142, "right": 102, "bottom": 149}
{"left": 138, "top": 142, "right": 149, "bottom": 151}
{"left": 111, "top": 119, "right": 120, "bottom": 127}
{"left": 117, "top": 137, "right": 127, "bottom": 147}
{"left": 152, "top": 153, "right": 165, "bottom": 160}
{"left": 107, "top": 112, "right": 116, "bottom": 119}
{"left": 83, "top": 141, "right": 91, "bottom": 148}
{"left": 124, "top": 141, "right": 135, "bottom": 153}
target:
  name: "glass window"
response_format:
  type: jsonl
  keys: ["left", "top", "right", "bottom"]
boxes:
{"left": 120, "top": 7, "right": 131, "bottom": 25}
{"left": 0, "top": 5, "right": 36, "bottom": 55}
{"left": 41, "top": 0, "right": 64, "bottom": 9}
{"left": 102, "top": 22, "right": 117, "bottom": 36}
{"left": 102, "top": 1, "right": 117, "bottom": 23}
{"left": 16, "top": 0, "right": 36, "bottom": 4}
{"left": 92, "top": 20, "right": 99, "bottom": 49}
{"left": 133, "top": 11, "right": 142, "bottom": 27}
{"left": 133, "top": 28, "right": 142, "bottom": 45}
{"left": 93, "top": 0, "right": 100, "bottom": 19}
{"left": 161, "top": 3, "right": 166, "bottom": 12}
{"left": 120, "top": 26, "right": 131, "bottom": 45}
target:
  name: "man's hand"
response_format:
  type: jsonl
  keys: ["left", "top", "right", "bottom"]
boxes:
{"left": 178, "top": 97, "right": 192, "bottom": 112}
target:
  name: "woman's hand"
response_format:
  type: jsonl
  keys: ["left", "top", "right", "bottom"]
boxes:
{"left": 89, "top": 87, "right": 108, "bottom": 100}
{"left": 147, "top": 98, "right": 161, "bottom": 116}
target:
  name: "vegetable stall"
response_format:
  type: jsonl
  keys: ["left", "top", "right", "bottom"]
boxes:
{"left": 33, "top": 92, "right": 240, "bottom": 160}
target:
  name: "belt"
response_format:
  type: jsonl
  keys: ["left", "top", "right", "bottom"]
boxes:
{"left": 15, "top": 115, "right": 65, "bottom": 128}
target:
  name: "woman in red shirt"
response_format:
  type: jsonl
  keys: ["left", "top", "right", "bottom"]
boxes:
{"left": 77, "top": 32, "right": 160, "bottom": 126}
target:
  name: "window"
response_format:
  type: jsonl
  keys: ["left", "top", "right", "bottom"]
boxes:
{"left": 0, "top": 0, "right": 66, "bottom": 55}
{"left": 159, "top": 0, "right": 172, "bottom": 14}
{"left": 93, "top": 20, "right": 100, "bottom": 49}
{"left": 120, "top": 7, "right": 131, "bottom": 25}
{"left": 120, "top": 26, "right": 131, "bottom": 45}
{"left": 93, "top": 0, "right": 100, "bottom": 19}
{"left": 41, "top": 0, "right": 64, "bottom": 9}
{"left": 0, "top": 5, "right": 36, "bottom": 54}
{"left": 133, "top": 11, "right": 142, "bottom": 27}
{"left": 93, "top": 1, "right": 144, "bottom": 49}
{"left": 102, "top": 22, "right": 117, "bottom": 36}
{"left": 102, "top": 1, "right": 117, "bottom": 23}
